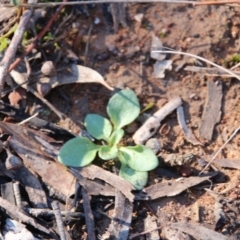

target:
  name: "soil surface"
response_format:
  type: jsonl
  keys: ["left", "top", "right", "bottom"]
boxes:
{"left": 2, "top": 2, "right": 240, "bottom": 239}
{"left": 45, "top": 3, "right": 240, "bottom": 239}
{"left": 47, "top": 3, "right": 240, "bottom": 238}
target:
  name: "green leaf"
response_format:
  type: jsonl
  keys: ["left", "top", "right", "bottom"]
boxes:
{"left": 85, "top": 114, "right": 112, "bottom": 141}
{"left": 107, "top": 89, "right": 140, "bottom": 130}
{"left": 98, "top": 145, "right": 118, "bottom": 160}
{"left": 118, "top": 145, "right": 159, "bottom": 171}
{"left": 10, "top": 0, "right": 21, "bottom": 6}
{"left": 0, "top": 38, "right": 10, "bottom": 53}
{"left": 109, "top": 129, "right": 124, "bottom": 146}
{"left": 119, "top": 164, "right": 148, "bottom": 190}
{"left": 58, "top": 137, "right": 100, "bottom": 167}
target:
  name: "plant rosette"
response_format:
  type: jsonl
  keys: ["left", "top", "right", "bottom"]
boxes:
{"left": 58, "top": 89, "right": 159, "bottom": 190}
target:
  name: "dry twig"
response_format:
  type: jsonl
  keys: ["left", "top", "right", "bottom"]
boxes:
{"left": 2, "top": 0, "right": 199, "bottom": 8}
{"left": 82, "top": 187, "right": 96, "bottom": 240}
{"left": 152, "top": 49, "right": 240, "bottom": 81}
{"left": 133, "top": 97, "right": 182, "bottom": 144}
{"left": 0, "top": 196, "right": 50, "bottom": 234}
{"left": 52, "top": 201, "right": 67, "bottom": 240}
{"left": 0, "top": 10, "right": 33, "bottom": 96}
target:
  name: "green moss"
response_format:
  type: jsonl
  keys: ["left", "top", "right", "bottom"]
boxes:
{"left": 231, "top": 54, "right": 240, "bottom": 63}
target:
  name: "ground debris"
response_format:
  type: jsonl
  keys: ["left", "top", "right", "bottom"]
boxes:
{"left": 135, "top": 172, "right": 217, "bottom": 200}
{"left": 214, "top": 159, "right": 240, "bottom": 170}
{"left": 108, "top": 190, "right": 133, "bottom": 240}
{"left": 3, "top": 218, "right": 36, "bottom": 240}
{"left": 0, "top": 121, "right": 76, "bottom": 197}
{"left": 110, "top": 3, "right": 127, "bottom": 32}
{"left": 82, "top": 187, "right": 96, "bottom": 240}
{"left": 144, "top": 214, "right": 160, "bottom": 240}
{"left": 199, "top": 79, "right": 223, "bottom": 141}
{"left": 169, "top": 222, "right": 234, "bottom": 240}
{"left": 0, "top": 196, "right": 52, "bottom": 236}
{"left": 177, "top": 106, "right": 203, "bottom": 146}
{"left": 69, "top": 167, "right": 116, "bottom": 197}
{"left": 133, "top": 97, "right": 182, "bottom": 144}
{"left": 161, "top": 152, "right": 195, "bottom": 166}
{"left": 75, "top": 164, "right": 135, "bottom": 201}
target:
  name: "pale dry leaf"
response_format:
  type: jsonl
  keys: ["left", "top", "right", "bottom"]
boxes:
{"left": 49, "top": 64, "right": 114, "bottom": 91}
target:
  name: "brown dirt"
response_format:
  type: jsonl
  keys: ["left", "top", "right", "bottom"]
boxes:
{"left": 46, "top": 3, "right": 240, "bottom": 238}
{"left": 3, "top": 2, "right": 240, "bottom": 239}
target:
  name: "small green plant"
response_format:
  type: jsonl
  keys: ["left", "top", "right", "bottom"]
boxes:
{"left": 58, "top": 89, "right": 159, "bottom": 190}
{"left": 231, "top": 54, "right": 240, "bottom": 63}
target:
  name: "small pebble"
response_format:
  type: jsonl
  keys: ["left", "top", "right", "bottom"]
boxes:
{"left": 179, "top": 166, "right": 193, "bottom": 177}
{"left": 145, "top": 138, "right": 161, "bottom": 154}
{"left": 222, "top": 228, "right": 229, "bottom": 235}
{"left": 161, "top": 28, "right": 168, "bottom": 35}
{"left": 72, "top": 22, "right": 80, "bottom": 29}
{"left": 94, "top": 17, "right": 101, "bottom": 25}
{"left": 41, "top": 61, "right": 56, "bottom": 76}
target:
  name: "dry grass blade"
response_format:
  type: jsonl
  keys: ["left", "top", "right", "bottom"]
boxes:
{"left": 152, "top": 50, "right": 240, "bottom": 81}
{"left": 199, "top": 126, "right": 240, "bottom": 175}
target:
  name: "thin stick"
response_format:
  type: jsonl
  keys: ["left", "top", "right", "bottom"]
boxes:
{"left": 13, "top": 181, "right": 22, "bottom": 208}
{"left": 0, "top": 196, "right": 50, "bottom": 234}
{"left": 152, "top": 49, "right": 240, "bottom": 81}
{"left": 18, "top": 112, "right": 39, "bottom": 125}
{"left": 26, "top": 207, "right": 84, "bottom": 218}
{"left": 199, "top": 126, "right": 240, "bottom": 175}
{"left": 195, "top": 0, "right": 240, "bottom": 5}
{"left": 0, "top": 9, "right": 33, "bottom": 96}
{"left": 28, "top": 86, "right": 66, "bottom": 119}
{"left": 133, "top": 97, "right": 182, "bottom": 144}
{"left": 51, "top": 201, "right": 67, "bottom": 240}
{"left": 129, "top": 227, "right": 162, "bottom": 239}
{"left": 2, "top": 0, "right": 198, "bottom": 8}
{"left": 230, "top": 62, "right": 240, "bottom": 70}
{"left": 81, "top": 187, "right": 96, "bottom": 240}
{"left": 184, "top": 66, "right": 240, "bottom": 78}
{"left": 84, "top": 24, "right": 93, "bottom": 66}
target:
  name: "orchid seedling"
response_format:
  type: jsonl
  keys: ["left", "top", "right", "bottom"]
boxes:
{"left": 58, "top": 89, "right": 159, "bottom": 190}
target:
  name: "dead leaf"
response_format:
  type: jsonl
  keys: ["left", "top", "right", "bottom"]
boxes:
{"left": 214, "top": 159, "right": 240, "bottom": 170}
{"left": 135, "top": 172, "right": 217, "bottom": 200}
{"left": 78, "top": 164, "right": 135, "bottom": 202}
{"left": 0, "top": 121, "right": 76, "bottom": 197}
{"left": 199, "top": 79, "right": 223, "bottom": 141}
{"left": 153, "top": 60, "right": 173, "bottom": 78}
{"left": 170, "top": 222, "right": 230, "bottom": 240}
{"left": 177, "top": 106, "right": 203, "bottom": 146}
{"left": 49, "top": 64, "right": 114, "bottom": 91}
